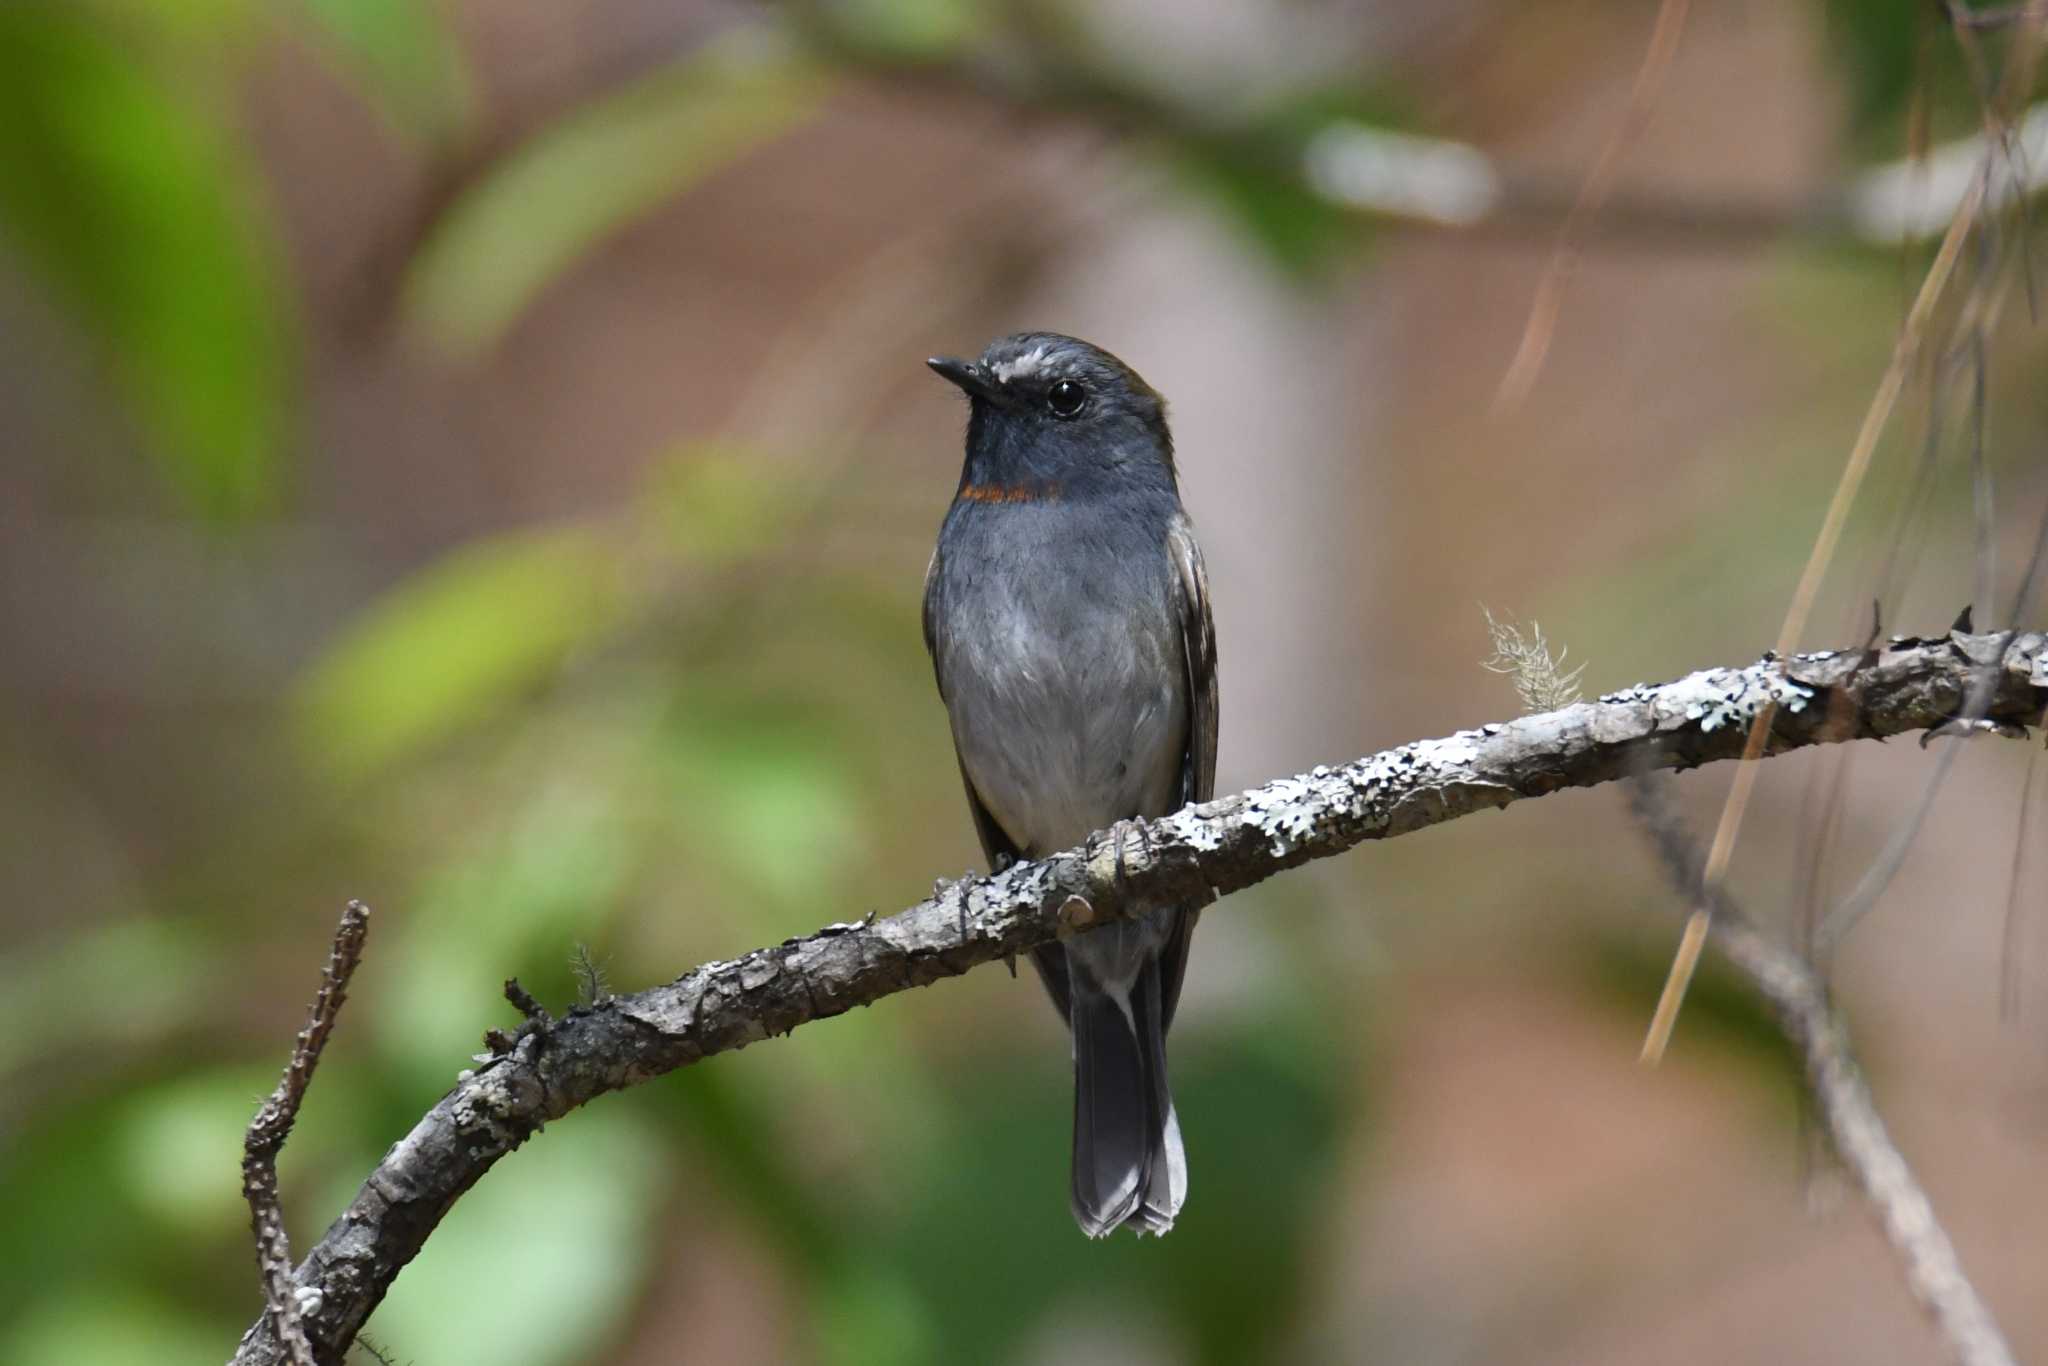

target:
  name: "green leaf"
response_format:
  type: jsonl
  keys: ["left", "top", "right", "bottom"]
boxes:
{"left": 816, "top": 1263, "right": 939, "bottom": 1366}
{"left": 819, "top": 0, "right": 985, "bottom": 62}
{"left": 1581, "top": 928, "right": 1803, "bottom": 1084}
{"left": 106, "top": 0, "right": 258, "bottom": 44}
{"left": 0, "top": 1288, "right": 222, "bottom": 1366}
{"left": 1170, "top": 136, "right": 1360, "bottom": 278}
{"left": 866, "top": 1013, "right": 1350, "bottom": 1365}
{"left": 1819, "top": 0, "right": 2033, "bottom": 148}
{"left": 295, "top": 525, "right": 621, "bottom": 781}
{"left": 117, "top": 1067, "right": 280, "bottom": 1232}
{"left": 662, "top": 689, "right": 863, "bottom": 915}
{"left": 365, "top": 1110, "right": 666, "bottom": 1366}
{"left": 0, "top": 3, "right": 295, "bottom": 519}
{"left": 405, "top": 44, "right": 829, "bottom": 356}
{"left": 1824, "top": 0, "right": 1921, "bottom": 132}
{"left": 0, "top": 917, "right": 210, "bottom": 1079}
{"left": 641, "top": 441, "right": 804, "bottom": 566}
{"left": 301, "top": 0, "right": 475, "bottom": 143}
{"left": 374, "top": 780, "right": 633, "bottom": 1077}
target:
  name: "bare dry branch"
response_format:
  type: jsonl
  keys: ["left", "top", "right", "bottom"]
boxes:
{"left": 1492, "top": 0, "right": 1692, "bottom": 409}
{"left": 1629, "top": 779, "right": 2016, "bottom": 1366}
{"left": 235, "top": 902, "right": 372, "bottom": 1366}
{"left": 230, "top": 632, "right": 2046, "bottom": 1365}
{"left": 1949, "top": 2, "right": 2048, "bottom": 31}
{"left": 1640, "top": 161, "right": 1991, "bottom": 1064}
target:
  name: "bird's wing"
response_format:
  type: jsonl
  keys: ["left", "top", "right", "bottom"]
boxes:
{"left": 919, "top": 544, "right": 942, "bottom": 663}
{"left": 1158, "top": 511, "right": 1218, "bottom": 1031}
{"left": 1167, "top": 512, "right": 1219, "bottom": 808}
{"left": 925, "top": 540, "right": 1072, "bottom": 1017}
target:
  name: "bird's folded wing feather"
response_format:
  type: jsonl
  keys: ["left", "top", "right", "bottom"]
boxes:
{"left": 1157, "top": 511, "right": 1217, "bottom": 1030}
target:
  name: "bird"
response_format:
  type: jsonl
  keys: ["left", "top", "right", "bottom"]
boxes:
{"left": 921, "top": 332, "right": 1218, "bottom": 1237}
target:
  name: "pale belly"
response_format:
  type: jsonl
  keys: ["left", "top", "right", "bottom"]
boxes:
{"left": 941, "top": 592, "right": 1187, "bottom": 858}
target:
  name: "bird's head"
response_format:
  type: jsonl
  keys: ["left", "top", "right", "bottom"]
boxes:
{"left": 928, "top": 332, "right": 1175, "bottom": 498}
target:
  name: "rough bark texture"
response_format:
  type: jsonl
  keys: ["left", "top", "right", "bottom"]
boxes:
{"left": 231, "top": 630, "right": 2047, "bottom": 1365}
{"left": 238, "top": 903, "right": 370, "bottom": 1366}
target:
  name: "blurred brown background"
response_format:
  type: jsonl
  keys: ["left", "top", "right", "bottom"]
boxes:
{"left": 3, "top": 0, "right": 2046, "bottom": 1362}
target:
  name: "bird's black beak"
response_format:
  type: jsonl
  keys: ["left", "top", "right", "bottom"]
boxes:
{"left": 927, "top": 356, "right": 1005, "bottom": 404}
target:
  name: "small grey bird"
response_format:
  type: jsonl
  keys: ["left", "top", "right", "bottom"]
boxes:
{"left": 922, "top": 332, "right": 1218, "bottom": 1237}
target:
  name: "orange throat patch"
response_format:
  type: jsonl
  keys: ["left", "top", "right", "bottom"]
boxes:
{"left": 957, "top": 481, "right": 1061, "bottom": 504}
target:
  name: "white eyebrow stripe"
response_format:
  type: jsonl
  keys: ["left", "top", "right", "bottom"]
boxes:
{"left": 989, "top": 344, "right": 1050, "bottom": 383}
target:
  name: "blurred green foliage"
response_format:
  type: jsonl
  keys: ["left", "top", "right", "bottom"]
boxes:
{"left": 1827, "top": 0, "right": 1937, "bottom": 133}
{"left": 1169, "top": 85, "right": 1412, "bottom": 278}
{"left": 819, "top": 0, "right": 985, "bottom": 61}
{"left": 10, "top": 0, "right": 2022, "bottom": 529}
{"left": 1170, "top": 138, "right": 1358, "bottom": 278}
{"left": 1826, "top": 0, "right": 2048, "bottom": 151}
{"left": 403, "top": 44, "right": 830, "bottom": 356}
{"left": 0, "top": 0, "right": 292, "bottom": 520}
{"left": 369, "top": 1108, "right": 668, "bottom": 1364}
{"left": 302, "top": 0, "right": 476, "bottom": 144}
{"left": 296, "top": 524, "right": 627, "bottom": 781}
{"left": 0, "top": 3, "right": 2030, "bottom": 1365}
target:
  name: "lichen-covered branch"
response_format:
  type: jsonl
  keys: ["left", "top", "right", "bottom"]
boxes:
{"left": 230, "top": 629, "right": 2047, "bottom": 1365}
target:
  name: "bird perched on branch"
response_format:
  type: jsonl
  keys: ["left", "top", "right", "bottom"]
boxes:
{"left": 922, "top": 332, "right": 1219, "bottom": 1237}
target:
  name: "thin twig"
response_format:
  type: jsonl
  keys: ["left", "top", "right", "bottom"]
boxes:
{"left": 1999, "top": 716, "right": 2047, "bottom": 1019}
{"left": 1645, "top": 3, "right": 2044, "bottom": 1055}
{"left": 1492, "top": 0, "right": 1691, "bottom": 410}
{"left": 237, "top": 901, "right": 372, "bottom": 1366}
{"left": 1799, "top": 30, "right": 2048, "bottom": 974}
{"left": 503, "top": 977, "right": 550, "bottom": 1024}
{"left": 1628, "top": 780, "right": 2015, "bottom": 1366}
{"left": 1949, "top": 1, "right": 2048, "bottom": 30}
{"left": 1817, "top": 717, "right": 1976, "bottom": 956}
{"left": 1639, "top": 161, "right": 1991, "bottom": 1063}
{"left": 1821, "top": 489, "right": 2048, "bottom": 952}
{"left": 1967, "top": 317, "right": 1995, "bottom": 631}
{"left": 1793, "top": 620, "right": 1878, "bottom": 956}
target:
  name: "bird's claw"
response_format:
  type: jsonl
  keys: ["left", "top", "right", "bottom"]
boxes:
{"left": 933, "top": 870, "right": 979, "bottom": 941}
{"left": 1101, "top": 818, "right": 1155, "bottom": 883}
{"left": 1920, "top": 716, "right": 2031, "bottom": 748}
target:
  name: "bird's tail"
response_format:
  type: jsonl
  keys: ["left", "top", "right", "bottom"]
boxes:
{"left": 1068, "top": 954, "right": 1186, "bottom": 1237}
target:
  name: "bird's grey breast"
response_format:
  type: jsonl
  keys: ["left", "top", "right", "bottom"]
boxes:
{"left": 933, "top": 500, "right": 1188, "bottom": 858}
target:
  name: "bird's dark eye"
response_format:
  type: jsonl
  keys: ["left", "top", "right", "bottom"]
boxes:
{"left": 1046, "top": 379, "right": 1088, "bottom": 418}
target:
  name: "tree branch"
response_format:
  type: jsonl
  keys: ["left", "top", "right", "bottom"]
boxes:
{"left": 236, "top": 901, "right": 371, "bottom": 1366}
{"left": 1629, "top": 778, "right": 2016, "bottom": 1366}
{"left": 231, "top": 629, "right": 2046, "bottom": 1365}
